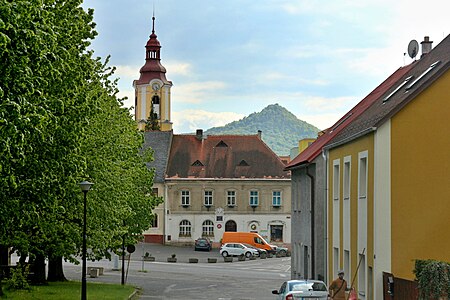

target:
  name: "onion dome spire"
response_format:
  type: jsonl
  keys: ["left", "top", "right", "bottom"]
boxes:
{"left": 135, "top": 13, "right": 168, "bottom": 84}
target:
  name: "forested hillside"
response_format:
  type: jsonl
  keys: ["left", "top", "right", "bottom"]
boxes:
{"left": 205, "top": 104, "right": 320, "bottom": 155}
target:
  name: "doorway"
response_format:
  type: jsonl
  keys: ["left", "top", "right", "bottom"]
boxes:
{"left": 225, "top": 220, "right": 237, "bottom": 232}
{"left": 270, "top": 225, "right": 283, "bottom": 242}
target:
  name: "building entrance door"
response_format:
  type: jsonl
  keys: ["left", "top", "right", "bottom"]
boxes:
{"left": 225, "top": 220, "right": 237, "bottom": 232}
{"left": 270, "top": 225, "right": 283, "bottom": 242}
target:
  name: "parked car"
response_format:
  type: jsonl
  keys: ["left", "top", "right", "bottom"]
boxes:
{"left": 243, "top": 243, "right": 267, "bottom": 257}
{"left": 272, "top": 280, "right": 329, "bottom": 299}
{"left": 220, "top": 243, "right": 259, "bottom": 258}
{"left": 194, "top": 238, "right": 212, "bottom": 251}
{"left": 275, "top": 246, "right": 289, "bottom": 256}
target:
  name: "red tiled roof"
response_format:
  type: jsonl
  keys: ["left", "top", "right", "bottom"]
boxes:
{"left": 286, "top": 63, "right": 414, "bottom": 169}
{"left": 167, "top": 134, "right": 290, "bottom": 179}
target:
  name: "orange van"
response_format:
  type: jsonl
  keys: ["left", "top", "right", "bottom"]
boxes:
{"left": 221, "top": 232, "right": 278, "bottom": 254}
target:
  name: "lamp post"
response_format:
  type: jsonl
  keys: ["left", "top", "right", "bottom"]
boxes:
{"left": 78, "top": 180, "right": 93, "bottom": 300}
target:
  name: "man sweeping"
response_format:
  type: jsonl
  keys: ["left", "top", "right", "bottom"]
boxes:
{"left": 329, "top": 270, "right": 351, "bottom": 300}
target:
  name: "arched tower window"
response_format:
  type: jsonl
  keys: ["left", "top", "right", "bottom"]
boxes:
{"left": 152, "top": 95, "right": 160, "bottom": 119}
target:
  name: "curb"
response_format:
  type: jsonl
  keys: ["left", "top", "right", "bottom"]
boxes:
{"left": 128, "top": 287, "right": 141, "bottom": 300}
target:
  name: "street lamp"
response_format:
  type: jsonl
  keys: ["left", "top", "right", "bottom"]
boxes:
{"left": 78, "top": 180, "right": 93, "bottom": 300}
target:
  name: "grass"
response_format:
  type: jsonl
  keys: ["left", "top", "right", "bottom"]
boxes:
{"left": 1, "top": 281, "right": 136, "bottom": 300}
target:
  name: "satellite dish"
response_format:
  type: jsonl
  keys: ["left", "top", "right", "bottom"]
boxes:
{"left": 408, "top": 40, "right": 419, "bottom": 59}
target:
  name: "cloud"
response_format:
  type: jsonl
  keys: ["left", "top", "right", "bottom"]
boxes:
{"left": 117, "top": 88, "right": 135, "bottom": 110}
{"left": 172, "top": 109, "right": 245, "bottom": 134}
{"left": 115, "top": 65, "right": 138, "bottom": 78}
{"left": 303, "top": 95, "right": 356, "bottom": 113}
{"left": 114, "top": 61, "right": 192, "bottom": 80}
{"left": 164, "top": 61, "right": 192, "bottom": 76}
{"left": 172, "top": 81, "right": 227, "bottom": 104}
{"left": 299, "top": 113, "right": 345, "bottom": 131}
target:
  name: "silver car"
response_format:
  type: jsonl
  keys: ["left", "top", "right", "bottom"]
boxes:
{"left": 220, "top": 243, "right": 259, "bottom": 258}
{"left": 272, "top": 280, "right": 329, "bottom": 299}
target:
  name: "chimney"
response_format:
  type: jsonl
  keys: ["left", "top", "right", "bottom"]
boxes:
{"left": 196, "top": 129, "right": 203, "bottom": 140}
{"left": 257, "top": 130, "right": 262, "bottom": 139}
{"left": 421, "top": 36, "right": 433, "bottom": 57}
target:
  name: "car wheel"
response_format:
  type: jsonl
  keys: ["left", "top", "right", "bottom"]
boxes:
{"left": 222, "top": 251, "right": 229, "bottom": 257}
{"left": 245, "top": 251, "right": 252, "bottom": 258}
{"left": 279, "top": 250, "right": 286, "bottom": 256}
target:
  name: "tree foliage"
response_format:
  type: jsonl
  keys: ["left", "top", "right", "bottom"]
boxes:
{"left": 0, "top": 0, "right": 160, "bottom": 285}
{"left": 205, "top": 103, "right": 320, "bottom": 155}
{"left": 414, "top": 259, "right": 450, "bottom": 299}
{"left": 145, "top": 107, "right": 160, "bottom": 131}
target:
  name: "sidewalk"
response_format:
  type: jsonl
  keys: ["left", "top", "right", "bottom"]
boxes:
{"left": 124, "top": 242, "right": 221, "bottom": 263}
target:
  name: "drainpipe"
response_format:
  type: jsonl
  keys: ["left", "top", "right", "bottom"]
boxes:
{"left": 164, "top": 183, "right": 169, "bottom": 245}
{"left": 322, "top": 149, "right": 328, "bottom": 284}
{"left": 306, "top": 166, "right": 315, "bottom": 279}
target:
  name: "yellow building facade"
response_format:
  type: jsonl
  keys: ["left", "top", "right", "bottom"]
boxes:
{"left": 327, "top": 134, "right": 375, "bottom": 299}
{"left": 326, "top": 35, "right": 450, "bottom": 299}
{"left": 390, "top": 69, "right": 450, "bottom": 279}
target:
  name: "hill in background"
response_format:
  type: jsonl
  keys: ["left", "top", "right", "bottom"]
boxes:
{"left": 205, "top": 104, "right": 320, "bottom": 156}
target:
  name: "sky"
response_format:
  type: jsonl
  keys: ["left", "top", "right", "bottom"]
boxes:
{"left": 82, "top": 0, "right": 450, "bottom": 134}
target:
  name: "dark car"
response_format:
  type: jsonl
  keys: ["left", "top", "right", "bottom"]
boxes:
{"left": 194, "top": 238, "right": 212, "bottom": 251}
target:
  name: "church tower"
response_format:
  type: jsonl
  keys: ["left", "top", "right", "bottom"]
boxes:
{"left": 133, "top": 16, "right": 172, "bottom": 131}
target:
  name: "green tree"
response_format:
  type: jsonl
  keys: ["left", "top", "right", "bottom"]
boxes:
{"left": 77, "top": 61, "right": 162, "bottom": 261}
{"left": 0, "top": 0, "right": 161, "bottom": 285}
{"left": 145, "top": 106, "right": 160, "bottom": 131}
{"left": 415, "top": 259, "right": 450, "bottom": 299}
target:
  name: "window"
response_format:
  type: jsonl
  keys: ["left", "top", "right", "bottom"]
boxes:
{"left": 383, "top": 75, "right": 413, "bottom": 102}
{"left": 333, "top": 247, "right": 339, "bottom": 278}
{"left": 343, "top": 159, "right": 350, "bottom": 201}
{"left": 249, "top": 190, "right": 259, "bottom": 206}
{"left": 344, "top": 250, "right": 350, "bottom": 282}
{"left": 359, "top": 253, "right": 366, "bottom": 297}
{"left": 202, "top": 220, "right": 214, "bottom": 236}
{"left": 227, "top": 190, "right": 236, "bottom": 206}
{"left": 152, "top": 188, "right": 158, "bottom": 196}
{"left": 204, "top": 190, "right": 213, "bottom": 207}
{"left": 151, "top": 214, "right": 158, "bottom": 228}
{"left": 359, "top": 156, "right": 367, "bottom": 200}
{"left": 406, "top": 61, "right": 441, "bottom": 91}
{"left": 333, "top": 160, "right": 340, "bottom": 201}
{"left": 272, "top": 191, "right": 282, "bottom": 206}
{"left": 181, "top": 190, "right": 190, "bottom": 206}
{"left": 179, "top": 220, "right": 191, "bottom": 237}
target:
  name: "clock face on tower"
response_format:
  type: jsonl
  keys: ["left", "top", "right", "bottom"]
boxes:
{"left": 152, "top": 83, "right": 160, "bottom": 91}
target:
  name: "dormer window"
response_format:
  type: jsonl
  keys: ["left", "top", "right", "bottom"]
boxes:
{"left": 216, "top": 141, "right": 228, "bottom": 147}
{"left": 238, "top": 160, "right": 249, "bottom": 166}
{"left": 191, "top": 160, "right": 204, "bottom": 167}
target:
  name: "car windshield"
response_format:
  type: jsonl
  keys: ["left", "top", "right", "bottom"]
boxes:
{"left": 289, "top": 282, "right": 327, "bottom": 292}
